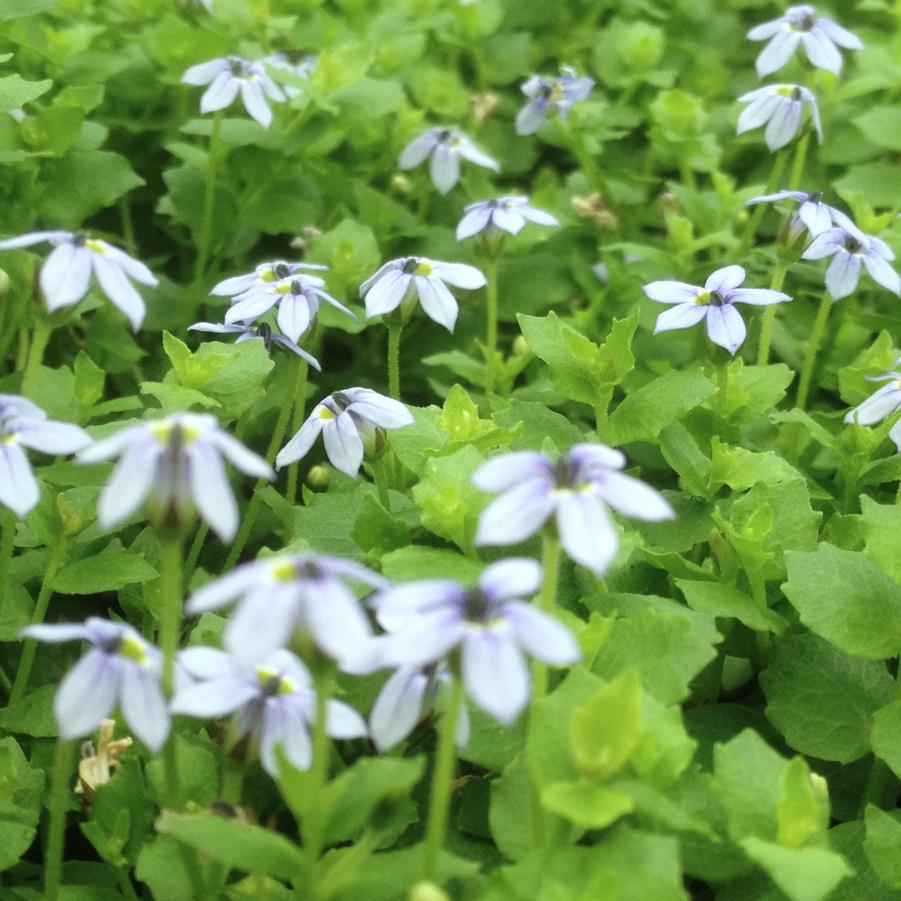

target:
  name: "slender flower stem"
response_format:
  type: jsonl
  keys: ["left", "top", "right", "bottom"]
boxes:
{"left": 285, "top": 359, "right": 309, "bottom": 508}
{"left": 195, "top": 111, "right": 223, "bottom": 286}
{"left": 484, "top": 256, "right": 499, "bottom": 395}
{"left": 788, "top": 130, "right": 811, "bottom": 191}
{"left": 304, "top": 669, "right": 332, "bottom": 872}
{"left": 224, "top": 356, "right": 303, "bottom": 570}
{"left": 422, "top": 673, "right": 465, "bottom": 883}
{"left": 0, "top": 506, "right": 16, "bottom": 597}
{"left": 532, "top": 535, "right": 562, "bottom": 701}
{"left": 737, "top": 148, "right": 788, "bottom": 257}
{"left": 22, "top": 317, "right": 54, "bottom": 398}
{"left": 756, "top": 261, "right": 788, "bottom": 366}
{"left": 183, "top": 522, "right": 208, "bottom": 580}
{"left": 10, "top": 538, "right": 68, "bottom": 703}
{"left": 44, "top": 738, "right": 77, "bottom": 901}
{"left": 796, "top": 292, "right": 833, "bottom": 410}
{"left": 717, "top": 359, "right": 730, "bottom": 420}
{"left": 373, "top": 458, "right": 391, "bottom": 510}
{"left": 387, "top": 322, "right": 403, "bottom": 400}
{"left": 0, "top": 290, "right": 30, "bottom": 368}
{"left": 159, "top": 535, "right": 184, "bottom": 809}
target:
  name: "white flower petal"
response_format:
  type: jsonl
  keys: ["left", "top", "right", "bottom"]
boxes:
{"left": 705, "top": 304, "right": 747, "bottom": 354}
{"left": 398, "top": 132, "right": 436, "bottom": 170}
{"left": 239, "top": 80, "right": 273, "bottom": 128}
{"left": 430, "top": 143, "right": 460, "bottom": 195}
{"left": 120, "top": 667, "right": 170, "bottom": 752}
{"left": 863, "top": 252, "right": 901, "bottom": 296}
{"left": 654, "top": 303, "right": 708, "bottom": 334}
{"left": 474, "top": 479, "right": 556, "bottom": 547}
{"left": 92, "top": 256, "right": 146, "bottom": 330}
{"left": 503, "top": 602, "right": 580, "bottom": 665}
{"left": 369, "top": 668, "right": 428, "bottom": 752}
{"left": 594, "top": 470, "right": 674, "bottom": 521}
{"left": 54, "top": 651, "right": 119, "bottom": 740}
{"left": 187, "top": 442, "right": 238, "bottom": 541}
{"left": 479, "top": 558, "right": 542, "bottom": 601}
{"left": 755, "top": 31, "right": 801, "bottom": 78}
{"left": 555, "top": 492, "right": 619, "bottom": 576}
{"left": 276, "top": 413, "right": 325, "bottom": 470}
{"left": 801, "top": 29, "right": 843, "bottom": 74}
{"left": 322, "top": 411, "right": 364, "bottom": 477}
{"left": 643, "top": 280, "right": 701, "bottom": 304}
{"left": 200, "top": 71, "right": 240, "bottom": 113}
{"left": 472, "top": 452, "right": 550, "bottom": 492}
{"left": 0, "top": 444, "right": 39, "bottom": 517}
{"left": 96, "top": 441, "right": 159, "bottom": 529}
{"left": 186, "top": 563, "right": 262, "bottom": 614}
{"left": 844, "top": 382, "right": 901, "bottom": 426}
{"left": 363, "top": 270, "right": 410, "bottom": 318}
{"left": 415, "top": 276, "right": 458, "bottom": 331}
{"left": 431, "top": 262, "right": 486, "bottom": 290}
{"left": 825, "top": 251, "right": 861, "bottom": 300}
{"left": 41, "top": 243, "right": 92, "bottom": 311}
{"left": 461, "top": 632, "right": 529, "bottom": 725}
{"left": 764, "top": 98, "right": 802, "bottom": 151}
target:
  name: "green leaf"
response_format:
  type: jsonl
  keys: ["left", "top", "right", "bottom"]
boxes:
{"left": 741, "top": 838, "right": 852, "bottom": 901}
{"left": 860, "top": 496, "right": 901, "bottom": 586}
{"left": 0, "top": 737, "right": 45, "bottom": 873}
{"left": 853, "top": 106, "right": 901, "bottom": 152}
{"left": 606, "top": 368, "right": 716, "bottom": 445}
{"left": 760, "top": 633, "right": 895, "bottom": 763}
{"left": 871, "top": 699, "right": 901, "bottom": 779}
{"left": 569, "top": 669, "right": 642, "bottom": 780}
{"left": 156, "top": 812, "right": 305, "bottom": 882}
{"left": 541, "top": 781, "right": 635, "bottom": 829}
{"left": 0, "top": 685, "right": 58, "bottom": 736}
{"left": 776, "top": 757, "right": 829, "bottom": 849}
{"left": 676, "top": 579, "right": 787, "bottom": 633}
{"left": 307, "top": 219, "right": 381, "bottom": 298}
{"left": 0, "top": 74, "right": 52, "bottom": 112}
{"left": 379, "top": 545, "right": 483, "bottom": 584}
{"left": 54, "top": 548, "right": 158, "bottom": 594}
{"left": 135, "top": 836, "right": 200, "bottom": 901}
{"left": 783, "top": 544, "right": 901, "bottom": 660}
{"left": 864, "top": 805, "right": 901, "bottom": 889}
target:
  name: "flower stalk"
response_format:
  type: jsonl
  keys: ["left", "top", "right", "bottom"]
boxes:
{"left": 387, "top": 321, "right": 403, "bottom": 400}
{"left": 44, "top": 738, "right": 77, "bottom": 901}
{"left": 484, "top": 256, "right": 499, "bottom": 394}
{"left": 796, "top": 292, "right": 833, "bottom": 410}
{"left": 159, "top": 533, "right": 184, "bottom": 808}
{"left": 22, "top": 317, "right": 54, "bottom": 399}
{"left": 195, "top": 111, "right": 223, "bottom": 286}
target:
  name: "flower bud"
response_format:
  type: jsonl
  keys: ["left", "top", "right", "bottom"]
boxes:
{"left": 409, "top": 882, "right": 450, "bottom": 901}
{"left": 512, "top": 335, "right": 531, "bottom": 356}
{"left": 0, "top": 268, "right": 9, "bottom": 296}
{"left": 307, "top": 465, "right": 331, "bottom": 490}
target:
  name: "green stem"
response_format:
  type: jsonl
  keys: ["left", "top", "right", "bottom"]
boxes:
{"left": 44, "top": 739, "right": 77, "bottom": 901}
{"left": 184, "top": 522, "right": 209, "bottom": 581}
{"left": 0, "top": 290, "right": 30, "bottom": 368}
{"left": 195, "top": 111, "right": 223, "bottom": 286}
{"left": 796, "top": 292, "right": 832, "bottom": 410}
{"left": 305, "top": 670, "right": 332, "bottom": 872}
{"left": 717, "top": 359, "right": 730, "bottom": 420}
{"left": 422, "top": 673, "right": 465, "bottom": 883}
{"left": 737, "top": 148, "right": 789, "bottom": 257}
{"left": 9, "top": 538, "right": 68, "bottom": 703}
{"left": 159, "top": 535, "right": 184, "bottom": 808}
{"left": 788, "top": 130, "right": 811, "bottom": 191}
{"left": 21, "top": 317, "right": 54, "bottom": 398}
{"left": 756, "top": 261, "right": 789, "bottom": 366}
{"left": 224, "top": 356, "right": 303, "bottom": 570}
{"left": 387, "top": 322, "right": 402, "bottom": 400}
{"left": 484, "top": 256, "right": 499, "bottom": 395}
{"left": 553, "top": 117, "right": 603, "bottom": 194}
{"left": 373, "top": 458, "right": 391, "bottom": 510}
{"left": 0, "top": 506, "right": 16, "bottom": 595}
{"left": 532, "top": 535, "right": 562, "bottom": 702}
{"left": 285, "top": 359, "right": 309, "bottom": 507}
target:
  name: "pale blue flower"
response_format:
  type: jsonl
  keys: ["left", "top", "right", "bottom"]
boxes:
{"left": 515, "top": 67, "right": 595, "bottom": 136}
{"left": 644, "top": 265, "right": 791, "bottom": 355}
{"left": 187, "top": 320, "right": 321, "bottom": 368}
{"left": 186, "top": 552, "right": 388, "bottom": 670}
{"left": 181, "top": 56, "right": 285, "bottom": 128}
{"left": 745, "top": 189, "right": 840, "bottom": 238}
{"left": 211, "top": 261, "right": 328, "bottom": 300}
{"left": 0, "top": 396, "right": 90, "bottom": 517}
{"left": 369, "top": 663, "right": 469, "bottom": 752}
{"left": 360, "top": 257, "right": 486, "bottom": 331}
{"left": 473, "top": 445, "right": 674, "bottom": 576}
{"left": 77, "top": 413, "right": 272, "bottom": 541}
{"left": 372, "top": 559, "right": 579, "bottom": 724}
{"left": 456, "top": 196, "right": 559, "bottom": 241}
{"left": 802, "top": 212, "right": 900, "bottom": 300}
{"left": 0, "top": 231, "right": 158, "bottom": 330}
{"left": 737, "top": 84, "right": 822, "bottom": 151}
{"left": 397, "top": 128, "right": 500, "bottom": 195}
{"left": 173, "top": 648, "right": 366, "bottom": 777}
{"left": 844, "top": 363, "right": 901, "bottom": 451}
{"left": 276, "top": 387, "right": 413, "bottom": 477}
{"left": 23, "top": 618, "right": 169, "bottom": 751}
{"left": 748, "top": 5, "right": 862, "bottom": 78}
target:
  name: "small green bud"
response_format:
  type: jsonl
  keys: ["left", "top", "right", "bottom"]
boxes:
{"left": 408, "top": 883, "right": 450, "bottom": 901}
{"left": 512, "top": 335, "right": 531, "bottom": 357}
{"left": 307, "top": 465, "right": 331, "bottom": 490}
{"left": 0, "top": 269, "right": 9, "bottom": 296}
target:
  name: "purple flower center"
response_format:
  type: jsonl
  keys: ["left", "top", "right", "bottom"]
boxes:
{"left": 791, "top": 86, "right": 804, "bottom": 101}
{"left": 255, "top": 322, "right": 274, "bottom": 348}
{"left": 99, "top": 633, "right": 123, "bottom": 654}
{"left": 72, "top": 232, "right": 88, "bottom": 248}
{"left": 402, "top": 257, "right": 420, "bottom": 275}
{"left": 228, "top": 57, "right": 249, "bottom": 77}
{"left": 274, "top": 263, "right": 291, "bottom": 279}
{"left": 294, "top": 558, "right": 326, "bottom": 580}
{"left": 462, "top": 588, "right": 492, "bottom": 623}
{"left": 808, "top": 191, "right": 823, "bottom": 203}
{"left": 843, "top": 235, "right": 865, "bottom": 254}
{"left": 436, "top": 129, "right": 453, "bottom": 144}
{"left": 330, "top": 391, "right": 351, "bottom": 412}
{"left": 290, "top": 279, "right": 304, "bottom": 296}
{"left": 709, "top": 290, "right": 727, "bottom": 307}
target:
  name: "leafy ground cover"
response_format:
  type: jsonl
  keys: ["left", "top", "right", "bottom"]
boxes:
{"left": 0, "top": 0, "right": 900, "bottom": 898}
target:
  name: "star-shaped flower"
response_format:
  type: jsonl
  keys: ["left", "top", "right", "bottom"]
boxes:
{"left": 737, "top": 84, "right": 822, "bottom": 151}
{"left": 515, "top": 67, "right": 595, "bottom": 136}
{"left": 397, "top": 128, "right": 499, "bottom": 195}
{"left": 456, "top": 196, "right": 559, "bottom": 241}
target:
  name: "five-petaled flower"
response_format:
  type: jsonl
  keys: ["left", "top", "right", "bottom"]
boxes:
{"left": 186, "top": 552, "right": 389, "bottom": 670}
{"left": 644, "top": 264, "right": 792, "bottom": 355}
{"left": 0, "top": 396, "right": 90, "bottom": 517}
{"left": 737, "top": 84, "right": 822, "bottom": 151}
{"left": 456, "top": 196, "right": 559, "bottom": 241}
{"left": 801, "top": 211, "right": 900, "bottom": 300}
{"left": 515, "top": 67, "right": 595, "bottom": 136}
{"left": 360, "top": 257, "right": 486, "bottom": 332}
{"left": 276, "top": 388, "right": 413, "bottom": 477}
{"left": 844, "top": 362, "right": 901, "bottom": 451}
{"left": 23, "top": 618, "right": 170, "bottom": 751}
{"left": 187, "top": 320, "right": 321, "bottom": 368}
{"left": 397, "top": 127, "right": 500, "bottom": 195}
{"left": 372, "top": 559, "right": 580, "bottom": 725}
{"left": 473, "top": 444, "right": 674, "bottom": 576}
{"left": 745, "top": 189, "right": 840, "bottom": 239}
{"left": 77, "top": 413, "right": 272, "bottom": 541}
{"left": 747, "top": 5, "right": 862, "bottom": 78}
{"left": 181, "top": 56, "right": 286, "bottom": 128}
{"left": 0, "top": 231, "right": 158, "bottom": 330}
{"left": 172, "top": 647, "right": 367, "bottom": 777}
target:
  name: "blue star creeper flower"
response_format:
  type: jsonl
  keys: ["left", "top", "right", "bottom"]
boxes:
{"left": 745, "top": 189, "right": 841, "bottom": 239}
{"left": 276, "top": 388, "right": 414, "bottom": 477}
{"left": 172, "top": 647, "right": 367, "bottom": 777}
{"left": 456, "top": 196, "right": 559, "bottom": 241}
{"left": 360, "top": 257, "right": 486, "bottom": 332}
{"left": 748, "top": 5, "right": 862, "bottom": 78}
{"left": 644, "top": 264, "right": 792, "bottom": 355}
{"left": 844, "top": 362, "right": 901, "bottom": 451}
{"left": 23, "top": 618, "right": 169, "bottom": 751}
{"left": 737, "top": 84, "right": 822, "bottom": 151}
{"left": 372, "top": 559, "right": 580, "bottom": 725}
{"left": 78, "top": 413, "right": 272, "bottom": 541}
{"left": 369, "top": 663, "right": 469, "bottom": 752}
{"left": 187, "top": 320, "right": 321, "bottom": 369}
{"left": 0, "top": 396, "right": 90, "bottom": 517}
{"left": 397, "top": 127, "right": 500, "bottom": 195}
{"left": 181, "top": 56, "right": 286, "bottom": 128}
{"left": 211, "top": 260, "right": 328, "bottom": 299}
{"left": 801, "top": 211, "right": 900, "bottom": 300}
{"left": 186, "top": 552, "right": 388, "bottom": 670}
{"left": 0, "top": 230, "right": 158, "bottom": 330}
{"left": 515, "top": 67, "right": 595, "bottom": 136}
{"left": 473, "top": 444, "right": 675, "bottom": 577}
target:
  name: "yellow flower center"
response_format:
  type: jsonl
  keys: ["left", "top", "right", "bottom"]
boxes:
{"left": 414, "top": 259, "right": 434, "bottom": 277}
{"left": 693, "top": 290, "right": 711, "bottom": 305}
{"left": 255, "top": 666, "right": 297, "bottom": 696}
{"left": 85, "top": 239, "right": 108, "bottom": 255}
{"left": 271, "top": 560, "right": 296, "bottom": 582}
{"left": 119, "top": 634, "right": 149, "bottom": 665}
{"left": 316, "top": 405, "right": 336, "bottom": 421}
{"left": 151, "top": 422, "right": 200, "bottom": 444}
